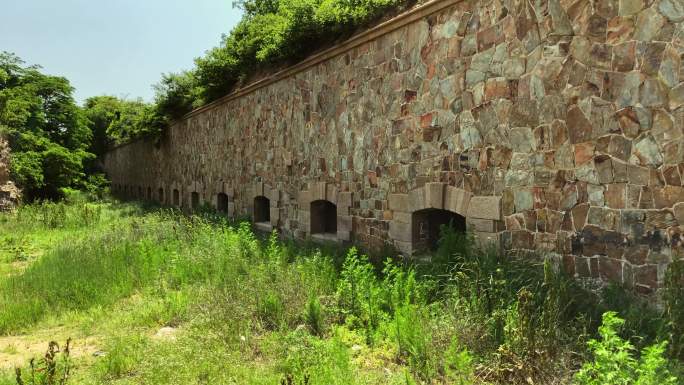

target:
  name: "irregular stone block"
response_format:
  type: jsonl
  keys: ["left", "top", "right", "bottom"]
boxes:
{"left": 425, "top": 182, "right": 444, "bottom": 209}
{"left": 444, "top": 186, "right": 471, "bottom": 216}
{"left": 674, "top": 202, "right": 684, "bottom": 224}
{"left": 467, "top": 196, "right": 502, "bottom": 220}
{"left": 298, "top": 190, "right": 312, "bottom": 210}
{"left": 388, "top": 193, "right": 409, "bottom": 212}
{"left": 467, "top": 218, "right": 504, "bottom": 232}
{"left": 409, "top": 187, "right": 426, "bottom": 211}
{"left": 389, "top": 220, "right": 412, "bottom": 242}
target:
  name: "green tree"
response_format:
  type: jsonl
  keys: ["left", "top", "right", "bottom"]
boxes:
{"left": 0, "top": 52, "right": 92, "bottom": 200}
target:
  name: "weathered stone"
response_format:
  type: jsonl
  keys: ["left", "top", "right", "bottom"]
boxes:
{"left": 633, "top": 6, "right": 666, "bottom": 41}
{"left": 572, "top": 203, "right": 590, "bottom": 231}
{"left": 567, "top": 105, "right": 593, "bottom": 144}
{"left": 653, "top": 186, "right": 684, "bottom": 208}
{"left": 389, "top": 193, "right": 409, "bottom": 212}
{"left": 607, "top": 16, "right": 635, "bottom": 43}
{"left": 674, "top": 202, "right": 684, "bottom": 224}
{"left": 639, "top": 78, "right": 667, "bottom": 107}
{"left": 658, "top": 0, "right": 684, "bottom": 22}
{"left": 669, "top": 83, "right": 684, "bottom": 110}
{"left": 605, "top": 183, "right": 627, "bottom": 208}
{"left": 619, "top": 0, "right": 645, "bottom": 15}
{"left": 612, "top": 41, "right": 636, "bottom": 71}
{"left": 659, "top": 45, "right": 680, "bottom": 87}
{"left": 467, "top": 196, "right": 502, "bottom": 220}
{"left": 632, "top": 135, "right": 664, "bottom": 166}
{"left": 444, "top": 186, "right": 471, "bottom": 216}
{"left": 425, "top": 182, "right": 444, "bottom": 209}
{"left": 103, "top": 0, "right": 684, "bottom": 291}
{"left": 575, "top": 142, "right": 596, "bottom": 165}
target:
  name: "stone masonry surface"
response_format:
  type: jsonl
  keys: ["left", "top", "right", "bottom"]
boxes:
{"left": 105, "top": 0, "right": 684, "bottom": 294}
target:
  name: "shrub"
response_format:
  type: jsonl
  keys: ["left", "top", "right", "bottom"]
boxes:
{"left": 443, "top": 338, "right": 476, "bottom": 385}
{"left": 15, "top": 340, "right": 72, "bottom": 385}
{"left": 574, "top": 311, "right": 678, "bottom": 385}
{"left": 305, "top": 294, "right": 324, "bottom": 336}
{"left": 392, "top": 303, "right": 434, "bottom": 380}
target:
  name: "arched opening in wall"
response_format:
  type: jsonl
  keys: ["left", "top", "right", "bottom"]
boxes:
{"left": 158, "top": 188, "right": 164, "bottom": 204}
{"left": 191, "top": 192, "right": 200, "bottom": 210}
{"left": 217, "top": 193, "right": 229, "bottom": 214}
{"left": 254, "top": 196, "right": 270, "bottom": 223}
{"left": 412, "top": 209, "right": 466, "bottom": 252}
{"left": 146, "top": 187, "right": 152, "bottom": 200}
{"left": 138, "top": 186, "right": 143, "bottom": 198}
{"left": 311, "top": 200, "right": 337, "bottom": 240}
{"left": 173, "top": 189, "right": 180, "bottom": 207}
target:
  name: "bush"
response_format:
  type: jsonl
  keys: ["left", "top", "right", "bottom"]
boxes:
{"left": 574, "top": 311, "right": 678, "bottom": 385}
{"left": 153, "top": 0, "right": 418, "bottom": 124}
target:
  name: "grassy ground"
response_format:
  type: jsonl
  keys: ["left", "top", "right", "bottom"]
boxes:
{"left": 0, "top": 192, "right": 681, "bottom": 385}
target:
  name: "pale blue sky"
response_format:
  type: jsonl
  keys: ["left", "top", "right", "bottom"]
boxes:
{"left": 0, "top": 0, "right": 243, "bottom": 103}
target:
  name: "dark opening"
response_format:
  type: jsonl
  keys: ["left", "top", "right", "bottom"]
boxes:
{"left": 310, "top": 200, "right": 337, "bottom": 234}
{"left": 254, "top": 196, "right": 270, "bottom": 222}
{"left": 138, "top": 186, "right": 143, "bottom": 198}
{"left": 158, "top": 188, "right": 164, "bottom": 203}
{"left": 217, "top": 193, "right": 229, "bottom": 214}
{"left": 146, "top": 187, "right": 152, "bottom": 200}
{"left": 412, "top": 209, "right": 466, "bottom": 251}
{"left": 173, "top": 189, "right": 180, "bottom": 206}
{"left": 191, "top": 192, "right": 200, "bottom": 210}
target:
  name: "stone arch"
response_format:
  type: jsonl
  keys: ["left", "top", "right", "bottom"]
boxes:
{"left": 254, "top": 196, "right": 270, "bottom": 223}
{"left": 412, "top": 208, "right": 466, "bottom": 252}
{"left": 388, "top": 182, "right": 502, "bottom": 254}
{"left": 186, "top": 181, "right": 203, "bottom": 211}
{"left": 311, "top": 200, "right": 337, "bottom": 236}
{"left": 296, "top": 182, "right": 352, "bottom": 242}
{"left": 249, "top": 181, "right": 281, "bottom": 231}
{"left": 158, "top": 187, "right": 164, "bottom": 204}
{"left": 146, "top": 186, "right": 152, "bottom": 200}
{"left": 211, "top": 181, "right": 235, "bottom": 216}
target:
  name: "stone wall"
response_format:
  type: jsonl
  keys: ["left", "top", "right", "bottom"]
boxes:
{"left": 0, "top": 135, "right": 20, "bottom": 210}
{"left": 104, "top": 0, "right": 684, "bottom": 293}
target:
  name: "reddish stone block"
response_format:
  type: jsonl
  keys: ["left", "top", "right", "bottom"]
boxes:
{"left": 599, "top": 256, "right": 623, "bottom": 282}
{"left": 605, "top": 183, "right": 627, "bottom": 209}
{"left": 574, "top": 142, "right": 595, "bottom": 165}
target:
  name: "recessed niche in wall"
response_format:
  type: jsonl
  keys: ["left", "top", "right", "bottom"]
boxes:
{"left": 191, "top": 192, "right": 200, "bottom": 210}
{"left": 173, "top": 189, "right": 180, "bottom": 207}
{"left": 412, "top": 209, "right": 466, "bottom": 252}
{"left": 217, "top": 193, "right": 229, "bottom": 214}
{"left": 311, "top": 200, "right": 337, "bottom": 241}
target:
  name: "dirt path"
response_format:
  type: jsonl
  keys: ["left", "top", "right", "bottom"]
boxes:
{"left": 0, "top": 329, "right": 99, "bottom": 370}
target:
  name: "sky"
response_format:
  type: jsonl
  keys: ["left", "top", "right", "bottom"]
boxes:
{"left": 0, "top": 0, "right": 243, "bottom": 104}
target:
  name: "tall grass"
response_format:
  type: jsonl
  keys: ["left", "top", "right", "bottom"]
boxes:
{"left": 0, "top": 199, "right": 682, "bottom": 384}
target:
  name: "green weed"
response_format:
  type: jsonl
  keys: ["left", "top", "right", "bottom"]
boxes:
{"left": 575, "top": 311, "right": 678, "bottom": 385}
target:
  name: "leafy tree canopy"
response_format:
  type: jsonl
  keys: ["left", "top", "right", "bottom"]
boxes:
{"left": 154, "top": 0, "right": 415, "bottom": 119}
{"left": 0, "top": 52, "right": 94, "bottom": 200}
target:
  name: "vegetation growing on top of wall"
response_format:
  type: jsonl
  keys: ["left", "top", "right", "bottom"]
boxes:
{"left": 152, "top": 0, "right": 419, "bottom": 120}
